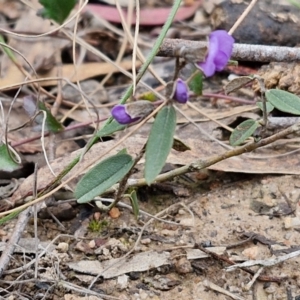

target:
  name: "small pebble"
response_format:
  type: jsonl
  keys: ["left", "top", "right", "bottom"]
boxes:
{"left": 56, "top": 242, "right": 69, "bottom": 253}
{"left": 284, "top": 217, "right": 300, "bottom": 229}
{"left": 175, "top": 257, "right": 193, "bottom": 274}
{"left": 89, "top": 240, "right": 96, "bottom": 249}
{"left": 242, "top": 246, "right": 259, "bottom": 260}
{"left": 109, "top": 207, "right": 121, "bottom": 219}
{"left": 117, "top": 274, "right": 129, "bottom": 290}
{"left": 178, "top": 209, "right": 186, "bottom": 215}
{"left": 93, "top": 212, "right": 101, "bottom": 221}
{"left": 264, "top": 283, "right": 276, "bottom": 294}
{"left": 139, "top": 289, "right": 149, "bottom": 300}
{"left": 161, "top": 229, "right": 177, "bottom": 236}
{"left": 179, "top": 218, "right": 194, "bottom": 227}
{"left": 0, "top": 229, "right": 7, "bottom": 236}
{"left": 140, "top": 238, "right": 151, "bottom": 245}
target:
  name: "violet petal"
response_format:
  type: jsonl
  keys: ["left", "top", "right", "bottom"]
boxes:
{"left": 197, "top": 30, "right": 234, "bottom": 77}
{"left": 111, "top": 105, "right": 133, "bottom": 124}
{"left": 173, "top": 79, "right": 189, "bottom": 103}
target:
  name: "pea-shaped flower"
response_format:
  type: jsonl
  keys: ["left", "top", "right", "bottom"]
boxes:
{"left": 111, "top": 100, "right": 154, "bottom": 125}
{"left": 197, "top": 30, "right": 234, "bottom": 77}
{"left": 172, "top": 78, "right": 189, "bottom": 103}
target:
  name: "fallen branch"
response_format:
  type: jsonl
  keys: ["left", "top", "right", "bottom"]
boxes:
{"left": 158, "top": 39, "right": 300, "bottom": 63}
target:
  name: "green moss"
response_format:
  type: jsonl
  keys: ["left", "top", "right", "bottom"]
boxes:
{"left": 88, "top": 219, "right": 109, "bottom": 233}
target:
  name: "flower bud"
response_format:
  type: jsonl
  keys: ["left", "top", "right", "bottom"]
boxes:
{"left": 173, "top": 78, "right": 189, "bottom": 103}
{"left": 111, "top": 100, "right": 154, "bottom": 125}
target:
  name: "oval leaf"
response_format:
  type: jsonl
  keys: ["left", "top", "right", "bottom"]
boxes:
{"left": 145, "top": 105, "right": 177, "bottom": 184}
{"left": 0, "top": 143, "right": 20, "bottom": 172}
{"left": 256, "top": 101, "right": 274, "bottom": 114}
{"left": 265, "top": 89, "right": 300, "bottom": 115}
{"left": 38, "top": 0, "right": 76, "bottom": 24}
{"left": 188, "top": 72, "right": 203, "bottom": 95}
{"left": 75, "top": 153, "right": 134, "bottom": 203}
{"left": 38, "top": 101, "right": 64, "bottom": 133}
{"left": 229, "top": 119, "right": 259, "bottom": 146}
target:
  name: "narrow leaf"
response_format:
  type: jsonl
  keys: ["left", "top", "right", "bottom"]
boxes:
{"left": 75, "top": 153, "right": 134, "bottom": 204}
{"left": 97, "top": 119, "right": 126, "bottom": 138}
{"left": 0, "top": 142, "right": 20, "bottom": 172}
{"left": 188, "top": 72, "right": 203, "bottom": 95}
{"left": 145, "top": 106, "right": 177, "bottom": 184}
{"left": 38, "top": 0, "right": 76, "bottom": 24}
{"left": 265, "top": 89, "right": 300, "bottom": 115}
{"left": 38, "top": 102, "right": 64, "bottom": 133}
{"left": 129, "top": 190, "right": 139, "bottom": 219}
{"left": 229, "top": 119, "right": 260, "bottom": 146}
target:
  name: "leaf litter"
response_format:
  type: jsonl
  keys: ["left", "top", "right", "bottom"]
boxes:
{"left": 1, "top": 0, "right": 300, "bottom": 299}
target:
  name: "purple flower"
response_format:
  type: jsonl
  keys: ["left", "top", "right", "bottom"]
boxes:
{"left": 173, "top": 78, "right": 189, "bottom": 103}
{"left": 111, "top": 105, "right": 140, "bottom": 124}
{"left": 111, "top": 100, "right": 154, "bottom": 125}
{"left": 197, "top": 30, "right": 234, "bottom": 77}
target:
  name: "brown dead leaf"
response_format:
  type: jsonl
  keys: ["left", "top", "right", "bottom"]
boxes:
{"left": 0, "top": 8, "right": 65, "bottom": 75}
{"left": 0, "top": 60, "right": 141, "bottom": 90}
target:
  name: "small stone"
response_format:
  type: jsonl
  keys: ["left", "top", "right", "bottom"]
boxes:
{"left": 139, "top": 289, "right": 149, "bottom": 300}
{"left": 242, "top": 246, "right": 259, "bottom": 260}
{"left": 109, "top": 207, "right": 121, "bottom": 219}
{"left": 89, "top": 240, "right": 96, "bottom": 249}
{"left": 175, "top": 257, "right": 193, "bottom": 274}
{"left": 161, "top": 229, "right": 177, "bottom": 236}
{"left": 284, "top": 217, "right": 300, "bottom": 229}
{"left": 140, "top": 238, "right": 151, "bottom": 245}
{"left": 75, "top": 241, "right": 93, "bottom": 254}
{"left": 56, "top": 242, "right": 69, "bottom": 253}
{"left": 284, "top": 232, "right": 293, "bottom": 240}
{"left": 179, "top": 218, "right": 194, "bottom": 227}
{"left": 117, "top": 274, "right": 129, "bottom": 290}
{"left": 264, "top": 283, "right": 276, "bottom": 294}
{"left": 0, "top": 229, "right": 7, "bottom": 236}
{"left": 102, "top": 248, "right": 110, "bottom": 256}
{"left": 94, "top": 212, "right": 101, "bottom": 221}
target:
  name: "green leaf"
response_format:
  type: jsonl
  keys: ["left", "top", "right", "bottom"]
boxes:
{"left": 139, "top": 92, "right": 156, "bottom": 102}
{"left": 288, "top": 0, "right": 300, "bottom": 9}
{"left": 0, "top": 142, "right": 20, "bottom": 172}
{"left": 96, "top": 119, "right": 126, "bottom": 138}
{"left": 0, "top": 209, "right": 22, "bottom": 226}
{"left": 265, "top": 89, "right": 300, "bottom": 115}
{"left": 38, "top": 102, "right": 64, "bottom": 133}
{"left": 256, "top": 101, "right": 274, "bottom": 114}
{"left": 144, "top": 105, "right": 177, "bottom": 184}
{"left": 75, "top": 153, "right": 134, "bottom": 204}
{"left": 38, "top": 0, "right": 76, "bottom": 24}
{"left": 188, "top": 72, "right": 203, "bottom": 95}
{"left": 129, "top": 190, "right": 139, "bottom": 219}
{"left": 229, "top": 119, "right": 260, "bottom": 146}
